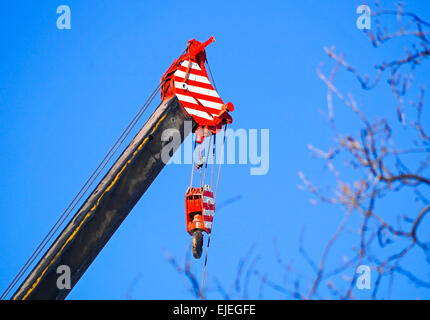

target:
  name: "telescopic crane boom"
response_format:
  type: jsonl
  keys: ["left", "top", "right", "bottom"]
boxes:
{"left": 12, "top": 97, "right": 191, "bottom": 300}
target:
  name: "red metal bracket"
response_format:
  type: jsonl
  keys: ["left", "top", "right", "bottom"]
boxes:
{"left": 160, "top": 37, "right": 234, "bottom": 143}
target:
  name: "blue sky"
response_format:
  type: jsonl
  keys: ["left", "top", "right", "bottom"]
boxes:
{"left": 1, "top": 0, "right": 429, "bottom": 299}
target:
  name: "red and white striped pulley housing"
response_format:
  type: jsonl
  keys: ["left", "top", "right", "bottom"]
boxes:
{"left": 160, "top": 37, "right": 234, "bottom": 143}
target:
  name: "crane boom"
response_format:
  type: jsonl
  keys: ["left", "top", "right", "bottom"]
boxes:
{"left": 12, "top": 96, "right": 192, "bottom": 300}
{"left": 9, "top": 36, "right": 234, "bottom": 300}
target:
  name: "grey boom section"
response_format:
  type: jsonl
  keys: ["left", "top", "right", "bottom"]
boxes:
{"left": 12, "top": 96, "right": 192, "bottom": 300}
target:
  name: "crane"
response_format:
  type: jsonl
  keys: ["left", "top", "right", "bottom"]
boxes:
{"left": 5, "top": 37, "right": 233, "bottom": 300}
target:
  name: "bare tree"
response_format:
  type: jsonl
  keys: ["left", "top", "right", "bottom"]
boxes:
{"left": 298, "top": 0, "right": 430, "bottom": 299}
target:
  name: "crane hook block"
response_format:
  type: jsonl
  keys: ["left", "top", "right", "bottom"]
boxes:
{"left": 160, "top": 37, "right": 234, "bottom": 140}
{"left": 185, "top": 185, "right": 215, "bottom": 235}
